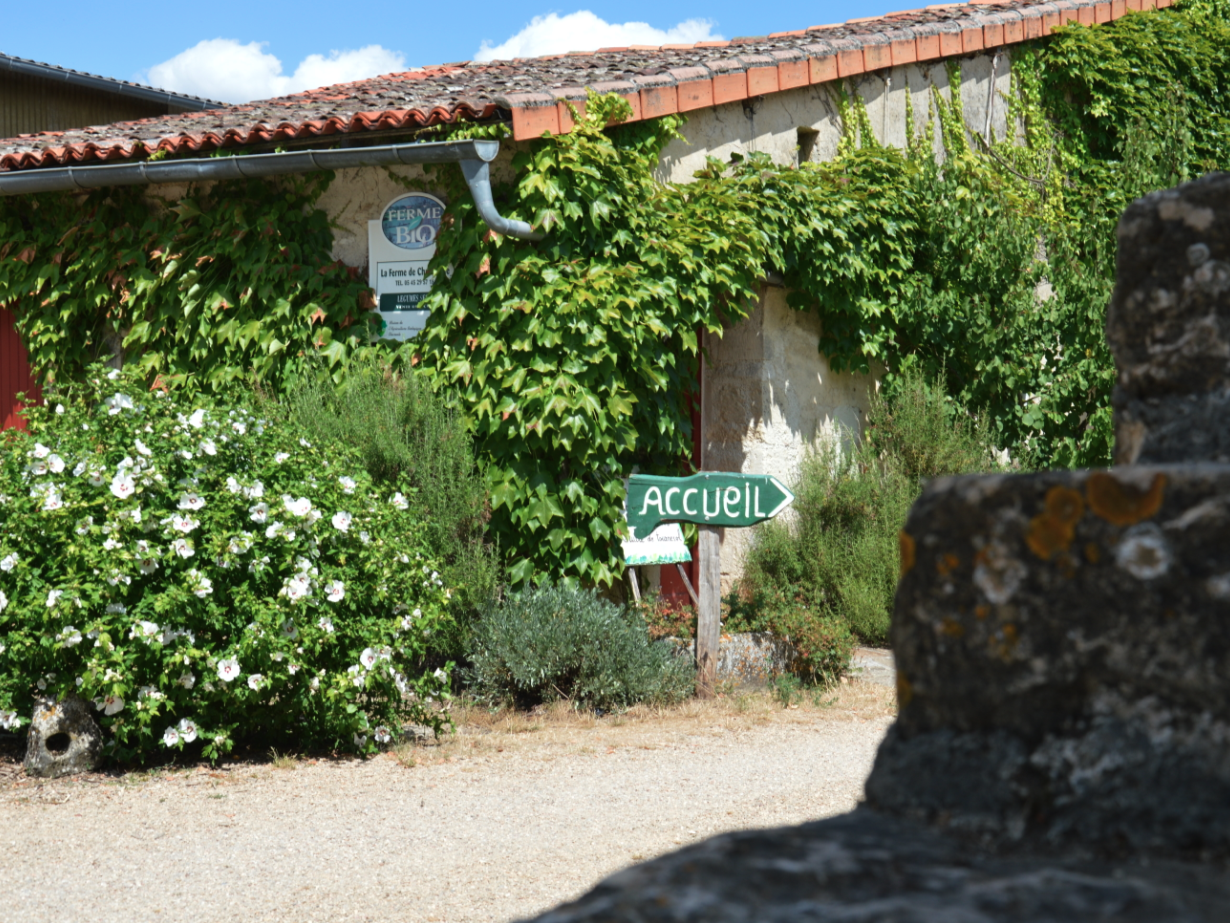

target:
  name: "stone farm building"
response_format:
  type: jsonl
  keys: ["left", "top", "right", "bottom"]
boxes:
{"left": 0, "top": 0, "right": 1168, "bottom": 592}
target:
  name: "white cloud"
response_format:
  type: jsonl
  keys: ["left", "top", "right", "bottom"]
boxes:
{"left": 143, "top": 39, "right": 406, "bottom": 104}
{"left": 475, "top": 10, "right": 722, "bottom": 61}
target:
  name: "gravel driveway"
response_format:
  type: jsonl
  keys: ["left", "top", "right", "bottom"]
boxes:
{"left": 0, "top": 685, "right": 893, "bottom": 923}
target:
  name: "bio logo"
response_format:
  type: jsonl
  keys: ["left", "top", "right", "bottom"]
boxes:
{"left": 381, "top": 194, "right": 445, "bottom": 250}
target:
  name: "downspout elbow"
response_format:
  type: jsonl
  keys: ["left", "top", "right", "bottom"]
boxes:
{"left": 460, "top": 158, "right": 543, "bottom": 241}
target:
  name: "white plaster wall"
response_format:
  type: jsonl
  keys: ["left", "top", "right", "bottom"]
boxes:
{"left": 657, "top": 51, "right": 1012, "bottom": 182}
{"left": 701, "top": 286, "right": 880, "bottom": 591}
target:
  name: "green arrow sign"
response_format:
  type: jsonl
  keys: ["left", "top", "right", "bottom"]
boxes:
{"left": 626, "top": 473, "right": 794, "bottom": 539}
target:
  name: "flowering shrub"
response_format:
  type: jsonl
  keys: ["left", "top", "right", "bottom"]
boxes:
{"left": 0, "top": 366, "right": 453, "bottom": 761}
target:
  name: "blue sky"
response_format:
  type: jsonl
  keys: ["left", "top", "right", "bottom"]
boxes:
{"left": 4, "top": 2, "right": 904, "bottom": 102}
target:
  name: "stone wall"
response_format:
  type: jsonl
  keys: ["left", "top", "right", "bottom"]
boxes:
{"left": 700, "top": 285, "right": 880, "bottom": 592}
{"left": 658, "top": 52, "right": 1012, "bottom": 181}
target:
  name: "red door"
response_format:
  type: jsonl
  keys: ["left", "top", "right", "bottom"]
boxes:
{"left": 1, "top": 306, "right": 39, "bottom": 431}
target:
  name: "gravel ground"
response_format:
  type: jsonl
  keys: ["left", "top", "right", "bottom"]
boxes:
{"left": 0, "top": 684, "right": 893, "bottom": 923}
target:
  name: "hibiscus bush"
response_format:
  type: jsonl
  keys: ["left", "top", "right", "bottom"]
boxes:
{"left": 0, "top": 366, "right": 454, "bottom": 762}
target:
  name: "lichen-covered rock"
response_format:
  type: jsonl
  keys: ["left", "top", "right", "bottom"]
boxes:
{"left": 867, "top": 465, "right": 1230, "bottom": 855}
{"left": 1109, "top": 173, "right": 1230, "bottom": 463}
{"left": 528, "top": 809, "right": 1230, "bottom": 923}
{"left": 23, "top": 695, "right": 103, "bottom": 779}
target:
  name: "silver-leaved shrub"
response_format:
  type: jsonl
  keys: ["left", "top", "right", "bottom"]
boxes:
{"left": 0, "top": 366, "right": 453, "bottom": 761}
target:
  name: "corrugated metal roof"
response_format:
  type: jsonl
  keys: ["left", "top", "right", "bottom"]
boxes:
{"left": 0, "top": 0, "right": 1165, "bottom": 172}
{"left": 0, "top": 52, "right": 222, "bottom": 111}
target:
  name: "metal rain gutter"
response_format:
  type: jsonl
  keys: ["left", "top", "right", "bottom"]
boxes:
{"left": 0, "top": 139, "right": 544, "bottom": 241}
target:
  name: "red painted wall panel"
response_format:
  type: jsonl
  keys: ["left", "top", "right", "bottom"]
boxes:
{"left": 1, "top": 306, "right": 39, "bottom": 431}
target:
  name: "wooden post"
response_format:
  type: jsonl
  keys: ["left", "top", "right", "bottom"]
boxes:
{"left": 628, "top": 566, "right": 641, "bottom": 604}
{"left": 696, "top": 524, "right": 721, "bottom": 698}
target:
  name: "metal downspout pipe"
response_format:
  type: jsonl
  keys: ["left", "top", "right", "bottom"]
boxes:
{"left": 0, "top": 138, "right": 543, "bottom": 241}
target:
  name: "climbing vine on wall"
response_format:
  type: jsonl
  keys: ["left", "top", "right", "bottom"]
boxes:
{"left": 414, "top": 0, "right": 1230, "bottom": 585}
{"left": 0, "top": 173, "right": 378, "bottom": 393}
{"left": 2, "top": 2, "right": 1226, "bottom": 589}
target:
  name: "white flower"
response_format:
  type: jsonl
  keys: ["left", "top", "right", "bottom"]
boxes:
{"left": 0, "top": 590, "right": 7, "bottom": 613}
{"left": 232, "top": 421, "right": 247, "bottom": 435}
{"left": 138, "top": 554, "right": 160, "bottom": 574}
{"left": 280, "top": 619, "right": 298, "bottom": 639}
{"left": 0, "top": 553, "right": 17, "bottom": 571}
{"left": 200, "top": 439, "right": 217, "bottom": 456}
{"left": 178, "top": 492, "right": 206, "bottom": 511}
{"left": 55, "top": 404, "right": 65, "bottom": 415}
{"left": 265, "top": 521, "right": 284, "bottom": 539}
{"left": 172, "top": 538, "right": 194, "bottom": 559}
{"left": 249, "top": 502, "right": 269, "bottom": 523}
{"left": 106, "top": 603, "right": 127, "bottom": 615}
{"left": 374, "top": 726, "right": 391, "bottom": 744}
{"left": 331, "top": 511, "right": 352, "bottom": 532}
{"left": 317, "top": 616, "right": 334, "bottom": 634}
{"left": 58, "top": 626, "right": 83, "bottom": 647}
{"left": 106, "top": 368, "right": 122, "bottom": 381}
{"left": 135, "top": 438, "right": 152, "bottom": 457}
{"left": 110, "top": 472, "right": 136, "bottom": 500}
{"left": 390, "top": 492, "right": 409, "bottom": 509}
{"left": 217, "top": 658, "right": 241, "bottom": 682}
{"left": 281, "top": 574, "right": 311, "bottom": 602}
{"left": 248, "top": 556, "right": 270, "bottom": 574}
{"left": 88, "top": 468, "right": 105, "bottom": 487}
{"left": 172, "top": 515, "right": 199, "bottom": 533}
{"left": 102, "top": 536, "right": 121, "bottom": 551}
{"left": 46, "top": 589, "right": 63, "bottom": 608}
{"left": 243, "top": 480, "right": 265, "bottom": 500}
{"left": 178, "top": 671, "right": 196, "bottom": 690}
{"left": 187, "top": 408, "right": 207, "bottom": 429}
{"left": 274, "top": 452, "right": 290, "bottom": 464}
{"left": 288, "top": 663, "right": 300, "bottom": 675}
{"left": 162, "top": 726, "right": 180, "bottom": 747}
{"left": 353, "top": 733, "right": 367, "bottom": 748}
{"left": 0, "top": 710, "right": 20, "bottom": 730}
{"left": 187, "top": 569, "right": 213, "bottom": 598}
{"left": 28, "top": 460, "right": 48, "bottom": 477}
{"left": 247, "top": 673, "right": 264, "bottom": 691}
{"left": 433, "top": 668, "right": 449, "bottom": 683}
{"left": 138, "top": 685, "right": 165, "bottom": 702}
{"left": 102, "top": 694, "right": 125, "bottom": 716}
{"left": 225, "top": 476, "right": 241, "bottom": 494}
{"left": 104, "top": 393, "right": 134, "bottom": 415}
{"left": 47, "top": 454, "right": 65, "bottom": 474}
{"left": 132, "top": 621, "right": 160, "bottom": 644}
{"left": 41, "top": 490, "right": 64, "bottom": 512}
{"left": 177, "top": 718, "right": 198, "bottom": 743}
{"left": 338, "top": 476, "right": 356, "bottom": 494}
{"left": 357, "top": 648, "right": 377, "bottom": 670}
{"left": 325, "top": 580, "right": 345, "bottom": 603}
{"left": 359, "top": 531, "right": 371, "bottom": 544}
{"left": 299, "top": 438, "right": 311, "bottom": 448}
{"left": 31, "top": 442, "right": 51, "bottom": 459}
{"left": 284, "top": 496, "right": 313, "bottom": 518}
{"left": 73, "top": 461, "right": 87, "bottom": 477}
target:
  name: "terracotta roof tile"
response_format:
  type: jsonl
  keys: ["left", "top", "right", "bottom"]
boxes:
{"left": 0, "top": 0, "right": 1134, "bottom": 167}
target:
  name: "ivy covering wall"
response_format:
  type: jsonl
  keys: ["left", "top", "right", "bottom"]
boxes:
{"left": 1, "top": 0, "right": 1226, "bottom": 587}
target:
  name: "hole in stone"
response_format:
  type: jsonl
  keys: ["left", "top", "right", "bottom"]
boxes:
{"left": 46, "top": 732, "right": 70, "bottom": 754}
{"left": 797, "top": 127, "right": 819, "bottom": 166}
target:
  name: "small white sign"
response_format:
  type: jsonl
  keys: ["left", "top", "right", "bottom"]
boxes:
{"left": 367, "top": 192, "right": 446, "bottom": 342}
{"left": 622, "top": 522, "right": 692, "bottom": 566}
